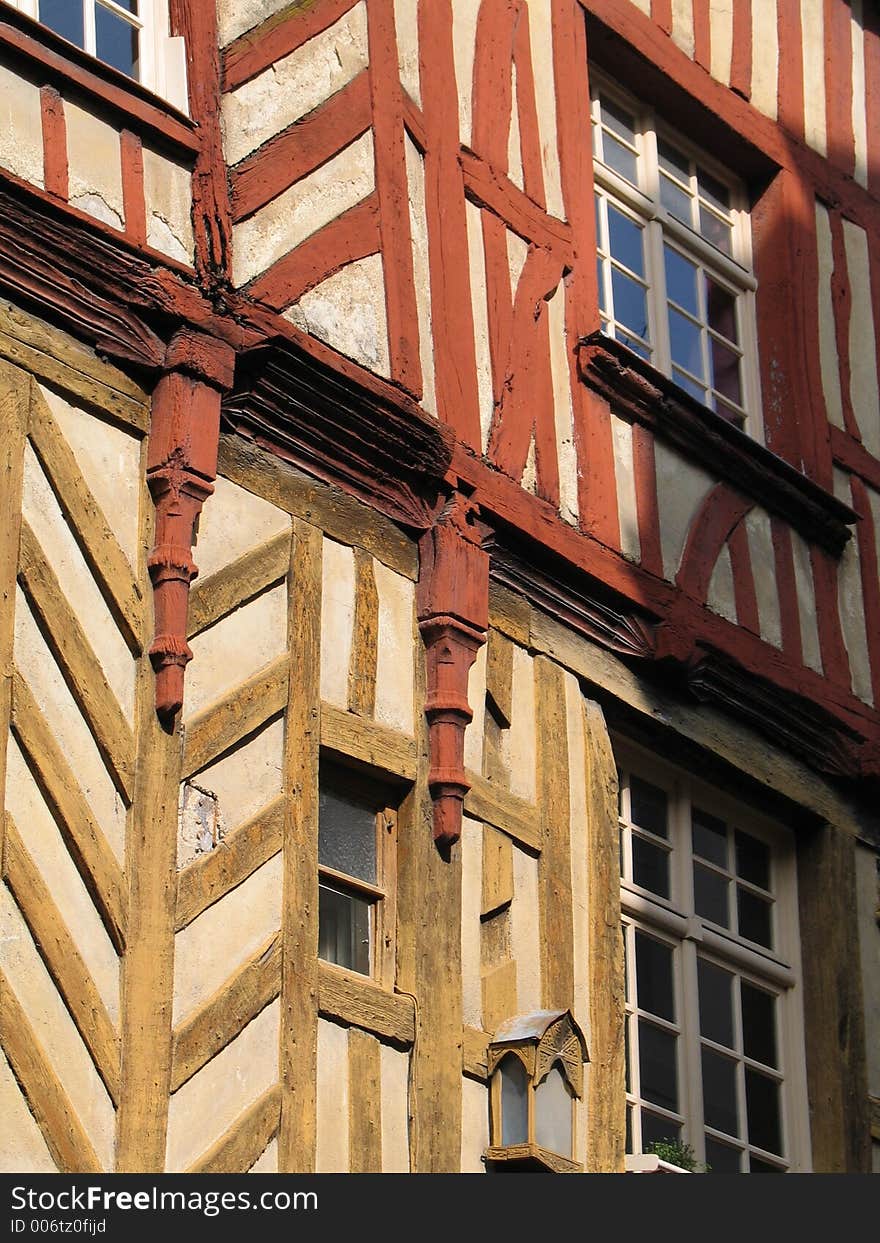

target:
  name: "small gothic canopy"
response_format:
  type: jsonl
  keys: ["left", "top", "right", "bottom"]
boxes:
{"left": 487, "top": 1009, "right": 589, "bottom": 1099}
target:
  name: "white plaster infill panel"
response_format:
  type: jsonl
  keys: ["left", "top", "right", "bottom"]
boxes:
{"left": 64, "top": 100, "right": 124, "bottom": 230}
{"left": 232, "top": 132, "right": 375, "bottom": 288}
{"left": 222, "top": 2, "right": 368, "bottom": 166}
{"left": 0, "top": 62, "right": 44, "bottom": 189}
{"left": 185, "top": 586, "right": 288, "bottom": 719}
{"left": 289, "top": 254, "right": 390, "bottom": 378}
{"left": 172, "top": 853, "right": 283, "bottom": 1025}
{"left": 320, "top": 538, "right": 356, "bottom": 709}
{"left": 194, "top": 474, "right": 291, "bottom": 580}
{"left": 316, "top": 1019, "right": 350, "bottom": 1172}
{"left": 379, "top": 1044, "right": 410, "bottom": 1173}
{"left": 142, "top": 147, "right": 194, "bottom": 265}
{"left": 654, "top": 441, "right": 715, "bottom": 582}
{"left": 165, "top": 1001, "right": 280, "bottom": 1173}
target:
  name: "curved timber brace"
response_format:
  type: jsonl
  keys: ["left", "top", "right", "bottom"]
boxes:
{"left": 417, "top": 490, "right": 489, "bottom": 849}
{"left": 147, "top": 329, "right": 235, "bottom": 721}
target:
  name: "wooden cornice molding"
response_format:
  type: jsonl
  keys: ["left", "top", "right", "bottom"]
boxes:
{"left": 0, "top": 176, "right": 255, "bottom": 372}
{"left": 221, "top": 337, "right": 453, "bottom": 532}
{"left": 0, "top": 180, "right": 165, "bottom": 370}
{"left": 577, "top": 334, "right": 856, "bottom": 558}
{"left": 487, "top": 528, "right": 879, "bottom": 788}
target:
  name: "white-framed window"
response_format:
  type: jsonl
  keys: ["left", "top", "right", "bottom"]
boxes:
{"left": 591, "top": 71, "right": 762, "bottom": 436}
{"left": 8, "top": 0, "right": 188, "bottom": 111}
{"left": 617, "top": 743, "right": 811, "bottom": 1173}
{"left": 317, "top": 759, "right": 397, "bottom": 988}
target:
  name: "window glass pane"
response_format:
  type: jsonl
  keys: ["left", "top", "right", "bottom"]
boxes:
{"left": 664, "top": 246, "right": 699, "bottom": 317}
{"left": 600, "top": 97, "right": 638, "bottom": 146}
{"left": 660, "top": 173, "right": 692, "bottom": 224}
{"left": 500, "top": 1055, "right": 530, "bottom": 1146}
{"left": 694, "top": 863, "right": 729, "bottom": 926}
{"left": 672, "top": 367, "right": 706, "bottom": 402}
{"left": 618, "top": 330, "right": 651, "bottom": 360}
{"left": 597, "top": 259, "right": 606, "bottom": 313}
{"left": 319, "top": 778, "right": 377, "bottom": 884}
{"left": 95, "top": 6, "right": 140, "bottom": 79}
{"left": 741, "top": 983, "right": 777, "bottom": 1068}
{"left": 39, "top": 0, "right": 84, "bottom": 45}
{"left": 700, "top": 206, "right": 733, "bottom": 255}
{"left": 632, "top": 836, "right": 670, "bottom": 898}
{"left": 710, "top": 338, "right": 742, "bottom": 404}
{"left": 745, "top": 1068, "right": 782, "bottom": 1155}
{"left": 735, "top": 830, "right": 770, "bottom": 890}
{"left": 625, "top": 1103, "right": 633, "bottom": 1153}
{"left": 608, "top": 205, "right": 645, "bottom": 277}
{"left": 658, "top": 138, "right": 690, "bottom": 183}
{"left": 701, "top": 1047, "right": 738, "bottom": 1136}
{"left": 635, "top": 931, "right": 675, "bottom": 1021}
{"left": 602, "top": 133, "right": 638, "bottom": 185}
{"left": 629, "top": 776, "right": 668, "bottom": 838}
{"left": 705, "top": 278, "right": 738, "bottom": 342}
{"left": 668, "top": 308, "right": 704, "bottom": 378}
{"left": 704, "top": 1137, "right": 743, "bottom": 1173}
{"left": 638, "top": 1020, "right": 678, "bottom": 1112}
{"left": 692, "top": 807, "right": 728, "bottom": 867}
{"left": 641, "top": 1111, "right": 681, "bottom": 1149}
{"left": 610, "top": 269, "right": 649, "bottom": 339}
{"left": 737, "top": 888, "right": 773, "bottom": 948}
{"left": 698, "top": 168, "right": 730, "bottom": 212}
{"left": 318, "top": 884, "right": 370, "bottom": 975}
{"left": 697, "top": 959, "right": 734, "bottom": 1048}
{"left": 535, "top": 1065, "right": 572, "bottom": 1156}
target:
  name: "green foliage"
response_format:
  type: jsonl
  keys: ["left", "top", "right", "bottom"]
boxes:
{"left": 644, "top": 1138, "right": 710, "bottom": 1173}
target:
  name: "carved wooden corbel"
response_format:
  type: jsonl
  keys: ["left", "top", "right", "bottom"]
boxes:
{"left": 417, "top": 490, "right": 489, "bottom": 848}
{"left": 147, "top": 329, "right": 235, "bottom": 720}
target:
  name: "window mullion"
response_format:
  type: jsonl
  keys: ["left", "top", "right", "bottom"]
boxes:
{"left": 83, "top": 0, "right": 97, "bottom": 57}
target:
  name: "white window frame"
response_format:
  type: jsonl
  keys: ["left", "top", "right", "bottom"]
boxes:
{"left": 590, "top": 69, "right": 764, "bottom": 442}
{"left": 617, "top": 740, "right": 812, "bottom": 1173}
{"left": 8, "top": 0, "right": 188, "bottom": 112}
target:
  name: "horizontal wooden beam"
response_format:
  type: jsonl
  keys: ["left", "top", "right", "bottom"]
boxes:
{"left": 464, "top": 773, "right": 542, "bottom": 854}
{"left": 217, "top": 434, "right": 418, "bottom": 581}
{"left": 462, "top": 1026, "right": 490, "bottom": 1081}
{"left": 0, "top": 301, "right": 148, "bottom": 432}
{"left": 318, "top": 962, "right": 415, "bottom": 1047}
{"left": 0, "top": 9, "right": 198, "bottom": 155}
{"left": 321, "top": 702, "right": 417, "bottom": 782}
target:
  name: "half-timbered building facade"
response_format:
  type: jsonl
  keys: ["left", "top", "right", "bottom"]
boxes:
{"left": 0, "top": 0, "right": 878, "bottom": 1174}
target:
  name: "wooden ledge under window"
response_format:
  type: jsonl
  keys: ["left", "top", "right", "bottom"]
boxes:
{"left": 625, "top": 1154, "right": 691, "bottom": 1173}
{"left": 485, "top": 1143, "right": 583, "bottom": 1173}
{"left": 0, "top": 6, "right": 198, "bottom": 157}
{"left": 317, "top": 961, "right": 416, "bottom": 1049}
{"left": 577, "top": 333, "right": 856, "bottom": 558}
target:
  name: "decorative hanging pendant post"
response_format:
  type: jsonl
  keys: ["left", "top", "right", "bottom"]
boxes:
{"left": 146, "top": 329, "right": 235, "bottom": 721}
{"left": 417, "top": 490, "right": 489, "bottom": 848}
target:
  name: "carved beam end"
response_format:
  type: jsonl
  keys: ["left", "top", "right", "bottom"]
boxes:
{"left": 418, "top": 492, "right": 489, "bottom": 849}
{"left": 146, "top": 330, "right": 234, "bottom": 722}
